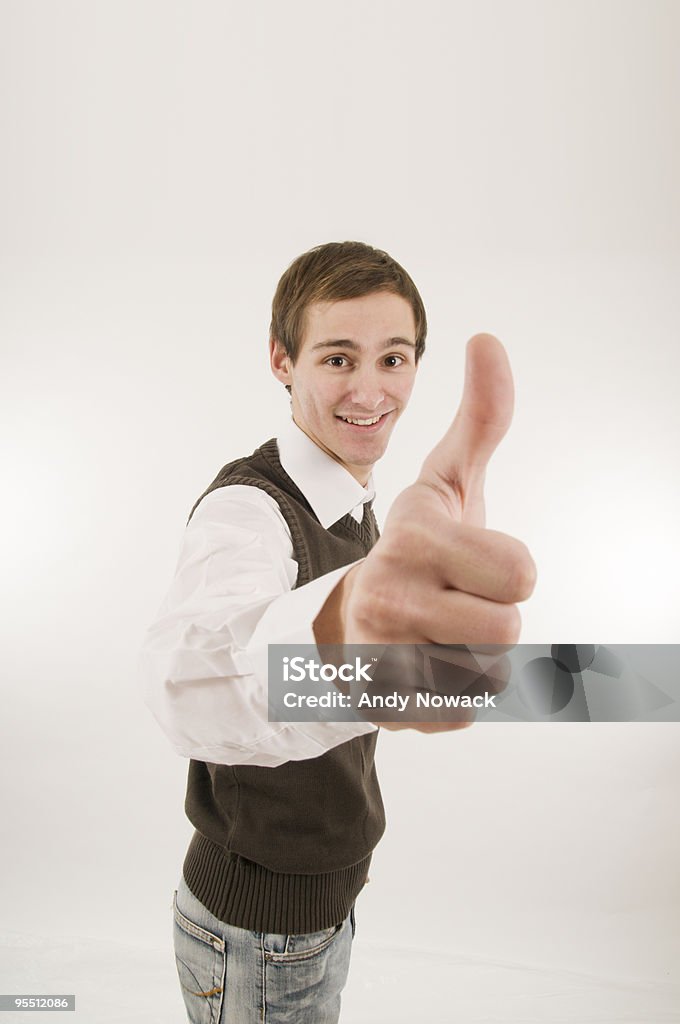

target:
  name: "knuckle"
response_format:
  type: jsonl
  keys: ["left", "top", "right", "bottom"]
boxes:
{"left": 352, "top": 574, "right": 398, "bottom": 631}
{"left": 494, "top": 603, "right": 522, "bottom": 646}
{"left": 506, "top": 544, "right": 537, "bottom": 600}
{"left": 383, "top": 521, "right": 427, "bottom": 561}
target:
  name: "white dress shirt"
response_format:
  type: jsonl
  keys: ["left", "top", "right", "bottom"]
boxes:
{"left": 137, "top": 417, "right": 379, "bottom": 768}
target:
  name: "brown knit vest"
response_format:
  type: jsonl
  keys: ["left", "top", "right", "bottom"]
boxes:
{"left": 181, "top": 438, "right": 386, "bottom": 933}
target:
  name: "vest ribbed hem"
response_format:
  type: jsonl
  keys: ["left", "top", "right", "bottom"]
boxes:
{"left": 182, "top": 830, "right": 372, "bottom": 934}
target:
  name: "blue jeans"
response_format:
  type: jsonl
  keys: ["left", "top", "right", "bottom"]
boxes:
{"left": 172, "top": 873, "right": 356, "bottom": 1023}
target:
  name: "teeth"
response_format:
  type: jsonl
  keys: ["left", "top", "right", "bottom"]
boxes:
{"left": 341, "top": 414, "right": 382, "bottom": 425}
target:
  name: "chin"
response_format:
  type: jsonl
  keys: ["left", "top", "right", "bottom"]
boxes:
{"left": 349, "top": 443, "right": 388, "bottom": 464}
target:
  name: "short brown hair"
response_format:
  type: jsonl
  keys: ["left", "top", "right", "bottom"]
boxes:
{"left": 269, "top": 240, "right": 427, "bottom": 364}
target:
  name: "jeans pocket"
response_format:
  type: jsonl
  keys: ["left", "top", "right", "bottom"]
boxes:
{"left": 172, "top": 889, "right": 226, "bottom": 1024}
{"left": 350, "top": 903, "right": 356, "bottom": 940}
{"left": 264, "top": 922, "right": 342, "bottom": 963}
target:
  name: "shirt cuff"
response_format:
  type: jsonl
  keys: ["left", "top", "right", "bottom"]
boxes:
{"left": 247, "top": 560, "right": 360, "bottom": 655}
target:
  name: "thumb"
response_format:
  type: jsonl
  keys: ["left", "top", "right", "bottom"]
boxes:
{"left": 418, "top": 333, "right": 515, "bottom": 521}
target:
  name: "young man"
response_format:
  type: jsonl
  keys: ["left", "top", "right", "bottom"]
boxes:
{"left": 138, "top": 240, "right": 536, "bottom": 1023}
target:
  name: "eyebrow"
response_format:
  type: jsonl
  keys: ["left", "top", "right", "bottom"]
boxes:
{"left": 310, "top": 337, "right": 416, "bottom": 352}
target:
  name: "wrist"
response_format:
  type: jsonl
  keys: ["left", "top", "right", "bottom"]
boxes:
{"left": 313, "top": 562, "right": 361, "bottom": 646}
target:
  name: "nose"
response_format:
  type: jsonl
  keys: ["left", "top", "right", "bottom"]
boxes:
{"left": 346, "top": 366, "right": 385, "bottom": 413}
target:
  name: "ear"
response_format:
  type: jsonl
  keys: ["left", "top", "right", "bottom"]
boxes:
{"left": 269, "top": 336, "right": 293, "bottom": 387}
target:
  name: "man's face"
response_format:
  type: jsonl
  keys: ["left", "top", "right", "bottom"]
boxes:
{"left": 270, "top": 291, "right": 419, "bottom": 485}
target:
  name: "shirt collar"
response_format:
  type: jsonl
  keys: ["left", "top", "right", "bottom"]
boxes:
{"left": 276, "top": 415, "right": 376, "bottom": 528}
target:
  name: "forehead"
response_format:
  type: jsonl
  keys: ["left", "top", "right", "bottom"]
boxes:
{"left": 301, "top": 292, "right": 416, "bottom": 349}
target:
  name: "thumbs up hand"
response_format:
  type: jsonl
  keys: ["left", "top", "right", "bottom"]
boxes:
{"left": 313, "top": 333, "right": 537, "bottom": 731}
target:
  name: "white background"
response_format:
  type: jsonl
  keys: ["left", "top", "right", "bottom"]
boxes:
{"left": 1, "top": 1, "right": 679, "bottom": 1021}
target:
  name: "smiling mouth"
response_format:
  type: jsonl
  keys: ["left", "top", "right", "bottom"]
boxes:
{"left": 336, "top": 411, "right": 392, "bottom": 426}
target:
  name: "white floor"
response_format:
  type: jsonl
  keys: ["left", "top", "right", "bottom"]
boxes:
{"left": 1, "top": 928, "right": 678, "bottom": 1023}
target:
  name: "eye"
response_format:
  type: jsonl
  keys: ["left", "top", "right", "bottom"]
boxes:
{"left": 326, "top": 355, "right": 349, "bottom": 367}
{"left": 384, "top": 354, "right": 406, "bottom": 367}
